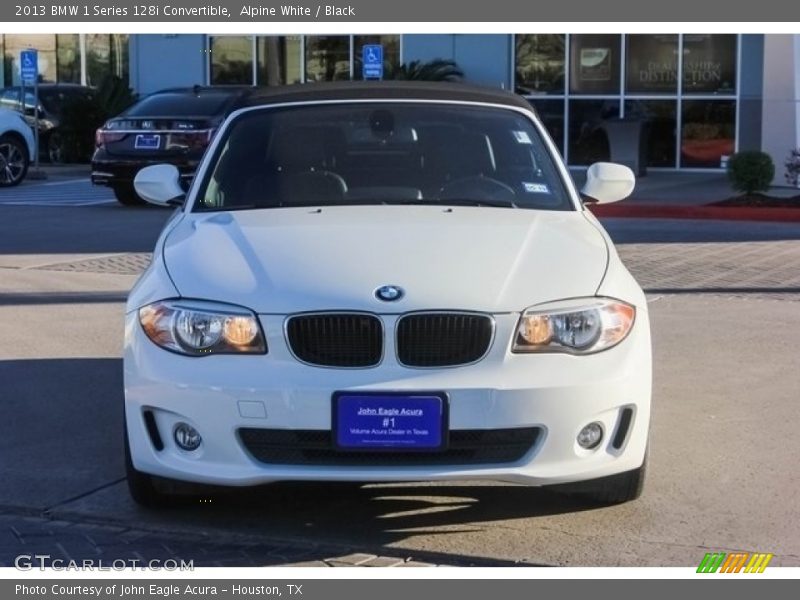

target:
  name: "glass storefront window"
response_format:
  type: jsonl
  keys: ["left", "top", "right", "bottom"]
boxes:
{"left": 210, "top": 36, "right": 253, "bottom": 85}
{"left": 2, "top": 34, "right": 129, "bottom": 87}
{"left": 528, "top": 98, "right": 565, "bottom": 154}
{"left": 624, "top": 100, "right": 677, "bottom": 167}
{"left": 56, "top": 34, "right": 80, "bottom": 84}
{"left": 625, "top": 35, "right": 678, "bottom": 95}
{"left": 681, "top": 100, "right": 736, "bottom": 168}
{"left": 682, "top": 34, "right": 737, "bottom": 95}
{"left": 568, "top": 99, "right": 620, "bottom": 165}
{"left": 256, "top": 36, "right": 301, "bottom": 86}
{"left": 569, "top": 35, "right": 621, "bottom": 95}
{"left": 352, "top": 35, "right": 400, "bottom": 80}
{"left": 85, "top": 34, "right": 129, "bottom": 86}
{"left": 305, "top": 36, "right": 350, "bottom": 82}
{"left": 514, "top": 34, "right": 566, "bottom": 95}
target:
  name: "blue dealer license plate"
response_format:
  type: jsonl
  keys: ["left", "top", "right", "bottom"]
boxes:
{"left": 333, "top": 392, "right": 448, "bottom": 450}
{"left": 134, "top": 134, "right": 161, "bottom": 150}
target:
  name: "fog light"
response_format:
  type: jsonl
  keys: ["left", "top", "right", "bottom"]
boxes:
{"left": 174, "top": 423, "right": 202, "bottom": 451}
{"left": 577, "top": 422, "right": 603, "bottom": 449}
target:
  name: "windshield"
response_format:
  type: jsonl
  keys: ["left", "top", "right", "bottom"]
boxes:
{"left": 194, "top": 102, "right": 573, "bottom": 212}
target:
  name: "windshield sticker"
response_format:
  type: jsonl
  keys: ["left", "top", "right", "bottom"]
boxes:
{"left": 523, "top": 182, "right": 550, "bottom": 194}
{"left": 512, "top": 130, "right": 532, "bottom": 144}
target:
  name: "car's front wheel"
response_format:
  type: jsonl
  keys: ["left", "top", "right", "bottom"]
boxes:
{"left": 553, "top": 453, "right": 647, "bottom": 505}
{"left": 0, "top": 134, "right": 30, "bottom": 187}
{"left": 113, "top": 184, "right": 146, "bottom": 206}
{"left": 124, "top": 429, "right": 176, "bottom": 508}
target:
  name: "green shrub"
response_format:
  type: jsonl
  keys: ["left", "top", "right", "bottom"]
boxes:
{"left": 57, "top": 75, "right": 137, "bottom": 163}
{"left": 57, "top": 93, "right": 105, "bottom": 163}
{"left": 727, "top": 151, "right": 775, "bottom": 195}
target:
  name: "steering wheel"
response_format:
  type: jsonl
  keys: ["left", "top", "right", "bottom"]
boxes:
{"left": 437, "top": 176, "right": 517, "bottom": 204}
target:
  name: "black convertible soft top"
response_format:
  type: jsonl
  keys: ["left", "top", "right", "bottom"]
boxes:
{"left": 239, "top": 81, "right": 532, "bottom": 111}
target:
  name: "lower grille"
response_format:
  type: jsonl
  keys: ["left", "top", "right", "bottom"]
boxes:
{"left": 396, "top": 313, "right": 494, "bottom": 367}
{"left": 286, "top": 313, "right": 382, "bottom": 367}
{"left": 238, "top": 427, "right": 540, "bottom": 466}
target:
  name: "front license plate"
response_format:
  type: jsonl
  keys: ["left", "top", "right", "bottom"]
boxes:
{"left": 134, "top": 134, "right": 161, "bottom": 150}
{"left": 333, "top": 392, "right": 448, "bottom": 451}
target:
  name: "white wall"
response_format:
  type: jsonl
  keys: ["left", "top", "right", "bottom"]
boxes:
{"left": 129, "top": 35, "right": 206, "bottom": 95}
{"left": 761, "top": 34, "right": 800, "bottom": 186}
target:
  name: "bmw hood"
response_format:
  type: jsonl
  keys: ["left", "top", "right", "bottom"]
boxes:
{"left": 162, "top": 206, "right": 609, "bottom": 314}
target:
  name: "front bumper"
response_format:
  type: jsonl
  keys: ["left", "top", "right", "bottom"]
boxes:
{"left": 124, "top": 311, "right": 651, "bottom": 487}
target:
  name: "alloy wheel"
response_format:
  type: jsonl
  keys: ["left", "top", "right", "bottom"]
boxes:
{"left": 0, "top": 141, "right": 27, "bottom": 185}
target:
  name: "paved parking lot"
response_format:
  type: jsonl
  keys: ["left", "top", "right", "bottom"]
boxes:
{"left": 1, "top": 179, "right": 799, "bottom": 568}
{"left": 0, "top": 178, "right": 114, "bottom": 207}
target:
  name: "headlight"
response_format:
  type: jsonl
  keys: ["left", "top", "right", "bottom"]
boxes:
{"left": 139, "top": 300, "right": 266, "bottom": 356}
{"left": 512, "top": 298, "right": 635, "bottom": 355}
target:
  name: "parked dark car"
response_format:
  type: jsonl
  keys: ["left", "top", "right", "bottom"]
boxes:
{"left": 0, "top": 83, "right": 96, "bottom": 163}
{"left": 91, "top": 86, "right": 252, "bottom": 206}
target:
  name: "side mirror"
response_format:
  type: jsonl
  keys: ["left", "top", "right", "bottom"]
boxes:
{"left": 581, "top": 162, "right": 635, "bottom": 204}
{"left": 134, "top": 164, "right": 185, "bottom": 207}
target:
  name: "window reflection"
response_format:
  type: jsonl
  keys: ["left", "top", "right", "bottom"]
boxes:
{"left": 210, "top": 36, "right": 253, "bottom": 85}
{"left": 515, "top": 35, "right": 566, "bottom": 95}
{"left": 681, "top": 100, "right": 736, "bottom": 168}
{"left": 256, "top": 36, "right": 301, "bottom": 86}
{"left": 568, "top": 99, "right": 620, "bottom": 165}
{"left": 86, "top": 34, "right": 129, "bottom": 86}
{"left": 624, "top": 100, "right": 677, "bottom": 167}
{"left": 305, "top": 36, "right": 350, "bottom": 82}
{"left": 56, "top": 34, "right": 80, "bottom": 84}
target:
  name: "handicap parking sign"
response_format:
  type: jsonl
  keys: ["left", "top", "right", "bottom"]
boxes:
{"left": 20, "top": 49, "right": 38, "bottom": 84}
{"left": 362, "top": 44, "right": 383, "bottom": 80}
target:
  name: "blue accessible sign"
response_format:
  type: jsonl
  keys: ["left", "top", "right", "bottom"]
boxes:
{"left": 334, "top": 393, "right": 447, "bottom": 450}
{"left": 20, "top": 49, "right": 38, "bottom": 84}
{"left": 362, "top": 44, "right": 384, "bottom": 80}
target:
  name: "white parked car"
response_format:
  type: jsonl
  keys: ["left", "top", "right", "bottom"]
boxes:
{"left": 125, "top": 82, "right": 651, "bottom": 508}
{"left": 0, "top": 107, "right": 35, "bottom": 187}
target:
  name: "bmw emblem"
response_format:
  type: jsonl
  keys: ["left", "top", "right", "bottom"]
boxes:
{"left": 375, "top": 285, "right": 404, "bottom": 302}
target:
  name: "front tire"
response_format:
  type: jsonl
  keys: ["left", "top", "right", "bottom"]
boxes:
{"left": 0, "top": 134, "right": 30, "bottom": 187}
{"left": 113, "top": 184, "right": 146, "bottom": 206}
{"left": 124, "top": 428, "right": 176, "bottom": 508}
{"left": 554, "top": 454, "right": 647, "bottom": 505}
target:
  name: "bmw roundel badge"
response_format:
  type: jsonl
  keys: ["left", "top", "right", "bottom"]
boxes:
{"left": 375, "top": 285, "right": 404, "bottom": 302}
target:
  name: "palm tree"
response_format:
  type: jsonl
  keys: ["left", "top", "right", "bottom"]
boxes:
{"left": 385, "top": 59, "right": 464, "bottom": 82}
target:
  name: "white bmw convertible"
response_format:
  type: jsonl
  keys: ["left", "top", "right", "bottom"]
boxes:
{"left": 125, "top": 81, "right": 651, "bottom": 508}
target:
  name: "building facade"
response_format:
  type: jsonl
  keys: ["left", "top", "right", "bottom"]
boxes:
{"left": 2, "top": 33, "right": 799, "bottom": 182}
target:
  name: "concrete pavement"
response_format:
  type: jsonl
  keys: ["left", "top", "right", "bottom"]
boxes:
{"left": 0, "top": 196, "right": 799, "bottom": 567}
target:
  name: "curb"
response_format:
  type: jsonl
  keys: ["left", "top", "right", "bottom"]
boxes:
{"left": 588, "top": 204, "right": 800, "bottom": 222}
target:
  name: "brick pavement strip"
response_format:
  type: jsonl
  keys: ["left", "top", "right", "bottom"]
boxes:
{"left": 0, "top": 512, "right": 519, "bottom": 568}
{"left": 617, "top": 241, "right": 800, "bottom": 297}
{"left": 17, "top": 241, "right": 798, "bottom": 299}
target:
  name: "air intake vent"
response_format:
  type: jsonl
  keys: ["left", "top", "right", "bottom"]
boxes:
{"left": 239, "top": 427, "right": 541, "bottom": 466}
